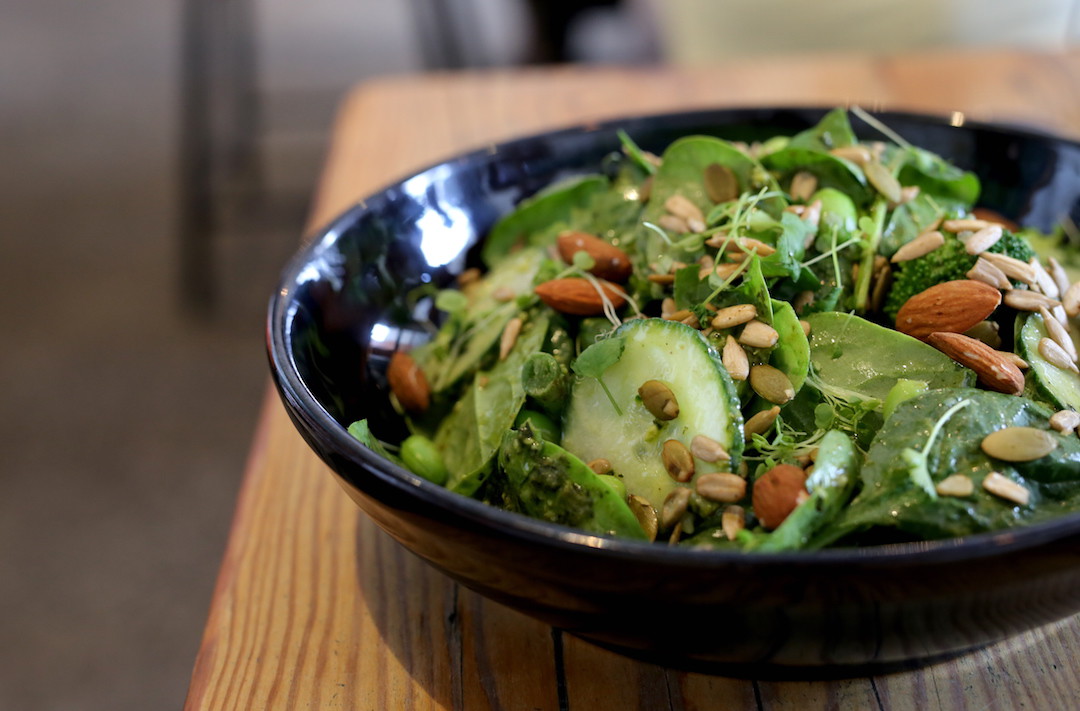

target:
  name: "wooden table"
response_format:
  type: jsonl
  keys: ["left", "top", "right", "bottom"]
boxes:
{"left": 185, "top": 50, "right": 1080, "bottom": 710}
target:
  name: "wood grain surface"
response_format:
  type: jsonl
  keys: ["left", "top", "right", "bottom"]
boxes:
{"left": 186, "top": 49, "right": 1080, "bottom": 711}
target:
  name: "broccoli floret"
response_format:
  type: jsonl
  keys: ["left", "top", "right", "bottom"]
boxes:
{"left": 883, "top": 229, "right": 1036, "bottom": 320}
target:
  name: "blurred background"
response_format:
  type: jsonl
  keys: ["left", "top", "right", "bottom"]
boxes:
{"left": 2, "top": 1, "right": 1078, "bottom": 708}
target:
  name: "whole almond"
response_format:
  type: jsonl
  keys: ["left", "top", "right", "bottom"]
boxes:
{"left": 752, "top": 463, "right": 809, "bottom": 530}
{"left": 926, "top": 331, "right": 1024, "bottom": 395}
{"left": 895, "top": 280, "right": 1002, "bottom": 341}
{"left": 387, "top": 351, "right": 431, "bottom": 413}
{"left": 534, "top": 278, "right": 627, "bottom": 315}
{"left": 556, "top": 231, "right": 632, "bottom": 282}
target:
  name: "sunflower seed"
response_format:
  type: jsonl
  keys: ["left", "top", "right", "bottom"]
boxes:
{"left": 1047, "top": 257, "right": 1072, "bottom": 298}
{"left": 800, "top": 320, "right": 812, "bottom": 337}
{"left": 664, "top": 308, "right": 694, "bottom": 322}
{"left": 935, "top": 473, "right": 974, "bottom": 498}
{"left": 665, "top": 194, "right": 705, "bottom": 225}
{"left": 895, "top": 185, "right": 921, "bottom": 205}
{"left": 1050, "top": 409, "right": 1080, "bottom": 435}
{"left": 661, "top": 487, "right": 692, "bottom": 530}
{"left": 711, "top": 303, "right": 758, "bottom": 330}
{"left": 499, "top": 317, "right": 523, "bottom": 360}
{"left": 943, "top": 217, "right": 991, "bottom": 233}
{"left": 744, "top": 406, "right": 781, "bottom": 438}
{"left": 1030, "top": 258, "right": 1059, "bottom": 298}
{"left": 1004, "top": 289, "right": 1060, "bottom": 312}
{"left": 793, "top": 290, "right": 815, "bottom": 314}
{"left": 660, "top": 297, "right": 677, "bottom": 319}
{"left": 891, "top": 230, "right": 945, "bottom": 263}
{"left": 1039, "top": 306, "right": 1077, "bottom": 361}
{"left": 739, "top": 320, "right": 780, "bottom": 348}
{"left": 981, "top": 426, "right": 1059, "bottom": 462}
{"left": 967, "top": 257, "right": 1011, "bottom": 289}
{"left": 982, "top": 472, "right": 1031, "bottom": 506}
{"left": 789, "top": 171, "right": 818, "bottom": 201}
{"left": 750, "top": 364, "right": 796, "bottom": 405}
{"left": 690, "top": 434, "right": 731, "bottom": 463}
{"left": 721, "top": 505, "right": 745, "bottom": 540}
{"left": 639, "top": 380, "right": 679, "bottom": 420}
{"left": 963, "top": 225, "right": 1004, "bottom": 255}
{"left": 982, "top": 252, "right": 1036, "bottom": 285}
{"left": 1038, "top": 337, "right": 1079, "bottom": 373}
{"left": 722, "top": 336, "right": 750, "bottom": 381}
{"left": 998, "top": 350, "right": 1029, "bottom": 370}
{"left": 729, "top": 237, "right": 776, "bottom": 257}
{"left": 627, "top": 495, "right": 658, "bottom": 541}
{"left": 662, "top": 439, "right": 695, "bottom": 482}
{"left": 695, "top": 472, "right": 747, "bottom": 503}
{"left": 704, "top": 163, "right": 739, "bottom": 203}
{"left": 801, "top": 199, "right": 822, "bottom": 231}
{"left": 1063, "top": 282, "right": 1080, "bottom": 318}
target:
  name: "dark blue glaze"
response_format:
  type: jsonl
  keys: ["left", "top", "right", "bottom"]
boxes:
{"left": 267, "top": 107, "right": 1080, "bottom": 675}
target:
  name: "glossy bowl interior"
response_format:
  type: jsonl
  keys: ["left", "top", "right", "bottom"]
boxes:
{"left": 268, "top": 107, "right": 1080, "bottom": 676}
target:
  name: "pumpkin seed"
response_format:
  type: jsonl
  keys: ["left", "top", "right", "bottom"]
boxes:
{"left": 690, "top": 434, "right": 731, "bottom": 463}
{"left": 749, "top": 364, "right": 796, "bottom": 405}
{"left": 662, "top": 439, "right": 695, "bottom": 482}
{"left": 789, "top": 171, "right": 818, "bottom": 201}
{"left": 864, "top": 161, "right": 902, "bottom": 203}
{"left": 722, "top": 336, "right": 749, "bottom": 381}
{"left": 711, "top": 303, "right": 757, "bottom": 330}
{"left": 695, "top": 472, "right": 747, "bottom": 503}
{"left": 981, "top": 471, "right": 1030, "bottom": 506}
{"left": 935, "top": 473, "right": 974, "bottom": 498}
{"left": 744, "top": 406, "right": 781, "bottom": 438}
{"left": 981, "top": 426, "right": 1058, "bottom": 462}
{"left": 661, "top": 487, "right": 691, "bottom": 529}
{"left": 587, "top": 458, "right": 612, "bottom": 475}
{"left": 721, "top": 505, "right": 745, "bottom": 541}
{"left": 638, "top": 380, "right": 679, "bottom": 420}
{"left": 627, "top": 495, "right": 658, "bottom": 541}
{"left": 704, "top": 163, "right": 739, "bottom": 203}
{"left": 738, "top": 319, "right": 779, "bottom": 348}
{"left": 665, "top": 194, "right": 705, "bottom": 225}
{"left": 1050, "top": 410, "right": 1080, "bottom": 435}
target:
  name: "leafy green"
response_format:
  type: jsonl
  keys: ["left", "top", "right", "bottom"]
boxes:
{"left": 787, "top": 108, "right": 858, "bottom": 151}
{"left": 571, "top": 335, "right": 626, "bottom": 415}
{"left": 762, "top": 147, "right": 872, "bottom": 207}
{"left": 348, "top": 420, "right": 403, "bottom": 465}
{"left": 897, "top": 147, "right": 980, "bottom": 205}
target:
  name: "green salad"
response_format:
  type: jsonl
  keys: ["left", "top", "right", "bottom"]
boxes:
{"left": 354, "top": 107, "right": 1080, "bottom": 550}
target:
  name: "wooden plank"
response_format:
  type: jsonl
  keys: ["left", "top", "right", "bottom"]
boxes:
{"left": 188, "top": 51, "right": 1080, "bottom": 710}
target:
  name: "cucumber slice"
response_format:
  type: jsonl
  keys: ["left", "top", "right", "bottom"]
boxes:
{"left": 1017, "top": 312, "right": 1080, "bottom": 411}
{"left": 561, "top": 318, "right": 743, "bottom": 510}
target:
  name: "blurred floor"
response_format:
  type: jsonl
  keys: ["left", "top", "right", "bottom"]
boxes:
{"left": 0, "top": 1, "right": 409, "bottom": 709}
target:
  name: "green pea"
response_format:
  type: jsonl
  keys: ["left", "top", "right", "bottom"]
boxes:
{"left": 514, "top": 409, "right": 561, "bottom": 444}
{"left": 596, "top": 474, "right": 626, "bottom": 499}
{"left": 810, "top": 187, "right": 858, "bottom": 233}
{"left": 400, "top": 434, "right": 449, "bottom": 486}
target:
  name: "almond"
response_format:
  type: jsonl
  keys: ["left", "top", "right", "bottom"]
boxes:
{"left": 752, "top": 463, "right": 809, "bottom": 530}
{"left": 387, "top": 351, "right": 431, "bottom": 413}
{"left": 534, "top": 277, "right": 627, "bottom": 316}
{"left": 895, "top": 280, "right": 1002, "bottom": 341}
{"left": 926, "top": 331, "right": 1024, "bottom": 395}
{"left": 556, "top": 231, "right": 632, "bottom": 282}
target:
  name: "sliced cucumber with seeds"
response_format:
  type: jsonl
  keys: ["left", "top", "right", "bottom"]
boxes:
{"left": 1017, "top": 312, "right": 1080, "bottom": 411}
{"left": 561, "top": 318, "right": 743, "bottom": 510}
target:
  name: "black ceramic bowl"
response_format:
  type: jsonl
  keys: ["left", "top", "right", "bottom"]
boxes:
{"left": 268, "top": 107, "right": 1080, "bottom": 677}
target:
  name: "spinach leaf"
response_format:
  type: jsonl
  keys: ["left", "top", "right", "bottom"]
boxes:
{"left": 897, "top": 147, "right": 980, "bottom": 206}
{"left": 482, "top": 175, "right": 609, "bottom": 266}
{"left": 768, "top": 299, "right": 810, "bottom": 394}
{"left": 348, "top": 419, "right": 403, "bottom": 465}
{"left": 815, "top": 389, "right": 1080, "bottom": 545}
{"left": 787, "top": 107, "right": 858, "bottom": 152}
{"left": 879, "top": 191, "right": 946, "bottom": 257}
{"left": 761, "top": 147, "right": 873, "bottom": 207}
{"left": 571, "top": 335, "right": 626, "bottom": 415}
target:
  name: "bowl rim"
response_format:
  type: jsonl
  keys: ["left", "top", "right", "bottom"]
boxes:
{"left": 268, "top": 104, "right": 1080, "bottom": 569}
